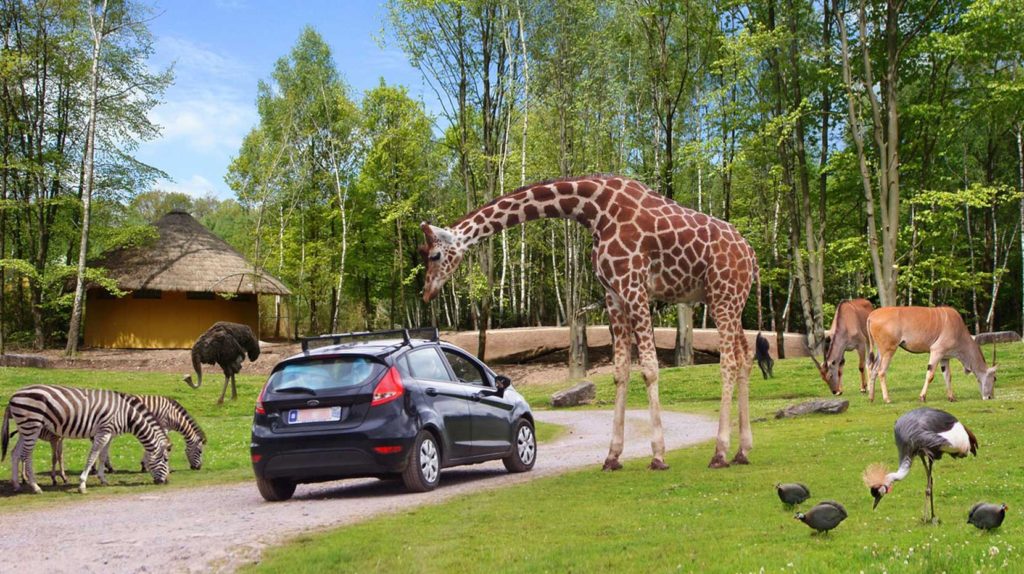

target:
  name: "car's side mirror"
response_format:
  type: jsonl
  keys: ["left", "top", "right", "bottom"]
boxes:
{"left": 494, "top": 375, "right": 511, "bottom": 397}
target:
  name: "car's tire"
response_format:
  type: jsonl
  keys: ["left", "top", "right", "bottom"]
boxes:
{"left": 503, "top": 418, "right": 537, "bottom": 473}
{"left": 402, "top": 430, "right": 441, "bottom": 492}
{"left": 256, "top": 476, "right": 296, "bottom": 502}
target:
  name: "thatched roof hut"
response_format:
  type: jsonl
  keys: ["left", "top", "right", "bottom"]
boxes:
{"left": 84, "top": 211, "right": 291, "bottom": 349}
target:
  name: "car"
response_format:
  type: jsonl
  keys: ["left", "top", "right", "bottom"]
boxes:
{"left": 250, "top": 328, "right": 537, "bottom": 501}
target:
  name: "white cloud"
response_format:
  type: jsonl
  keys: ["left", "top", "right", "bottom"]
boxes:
{"left": 149, "top": 94, "right": 255, "bottom": 155}
{"left": 154, "top": 174, "right": 222, "bottom": 198}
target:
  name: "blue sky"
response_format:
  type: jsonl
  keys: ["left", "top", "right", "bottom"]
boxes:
{"left": 135, "top": 0, "right": 436, "bottom": 200}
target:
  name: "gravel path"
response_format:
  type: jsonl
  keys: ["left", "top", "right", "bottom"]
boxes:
{"left": 1, "top": 410, "right": 715, "bottom": 573}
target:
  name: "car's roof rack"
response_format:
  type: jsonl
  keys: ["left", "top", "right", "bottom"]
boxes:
{"left": 300, "top": 327, "right": 440, "bottom": 352}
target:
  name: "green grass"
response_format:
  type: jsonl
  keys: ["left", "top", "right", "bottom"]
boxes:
{"left": 0, "top": 367, "right": 566, "bottom": 511}
{"left": 246, "top": 343, "right": 1024, "bottom": 574}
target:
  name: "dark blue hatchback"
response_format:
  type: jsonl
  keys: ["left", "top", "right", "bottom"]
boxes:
{"left": 251, "top": 328, "right": 536, "bottom": 501}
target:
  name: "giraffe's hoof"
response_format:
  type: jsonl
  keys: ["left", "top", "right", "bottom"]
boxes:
{"left": 947, "top": 396, "right": 957, "bottom": 402}
{"left": 860, "top": 388, "right": 867, "bottom": 394}
{"left": 648, "top": 459, "right": 669, "bottom": 471}
{"left": 730, "top": 452, "right": 750, "bottom": 465}
{"left": 601, "top": 458, "right": 623, "bottom": 472}
{"left": 708, "top": 454, "right": 730, "bottom": 469}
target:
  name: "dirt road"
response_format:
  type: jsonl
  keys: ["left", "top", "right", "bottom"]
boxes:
{"left": 1, "top": 410, "right": 715, "bottom": 573}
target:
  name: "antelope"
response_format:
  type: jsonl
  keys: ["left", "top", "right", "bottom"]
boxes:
{"left": 810, "top": 298, "right": 873, "bottom": 395}
{"left": 866, "top": 306, "right": 996, "bottom": 403}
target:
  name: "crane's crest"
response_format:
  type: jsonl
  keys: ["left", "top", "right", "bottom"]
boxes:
{"left": 863, "top": 463, "right": 889, "bottom": 488}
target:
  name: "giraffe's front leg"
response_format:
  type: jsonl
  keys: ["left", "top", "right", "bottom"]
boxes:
{"left": 709, "top": 352, "right": 735, "bottom": 469}
{"left": 602, "top": 295, "right": 631, "bottom": 471}
{"left": 627, "top": 299, "right": 668, "bottom": 471}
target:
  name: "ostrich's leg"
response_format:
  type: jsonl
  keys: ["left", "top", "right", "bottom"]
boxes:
{"left": 217, "top": 372, "right": 230, "bottom": 405}
{"left": 231, "top": 372, "right": 238, "bottom": 400}
{"left": 602, "top": 295, "right": 631, "bottom": 471}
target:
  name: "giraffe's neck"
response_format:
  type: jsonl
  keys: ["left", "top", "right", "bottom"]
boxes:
{"left": 450, "top": 179, "right": 605, "bottom": 247}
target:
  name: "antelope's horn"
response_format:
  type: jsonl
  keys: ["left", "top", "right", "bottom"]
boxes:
{"left": 803, "top": 340, "right": 824, "bottom": 372}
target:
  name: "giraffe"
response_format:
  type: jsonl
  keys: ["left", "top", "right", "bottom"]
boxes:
{"left": 419, "top": 175, "right": 759, "bottom": 469}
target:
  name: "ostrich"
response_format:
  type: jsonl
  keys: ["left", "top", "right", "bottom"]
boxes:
{"left": 864, "top": 407, "right": 978, "bottom": 523}
{"left": 183, "top": 322, "right": 261, "bottom": 404}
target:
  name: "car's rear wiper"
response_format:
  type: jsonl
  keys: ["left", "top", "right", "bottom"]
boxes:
{"left": 274, "top": 386, "right": 317, "bottom": 395}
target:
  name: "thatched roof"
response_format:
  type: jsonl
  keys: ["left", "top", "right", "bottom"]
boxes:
{"left": 91, "top": 210, "right": 291, "bottom": 295}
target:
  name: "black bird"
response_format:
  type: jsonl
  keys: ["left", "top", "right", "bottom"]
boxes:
{"left": 795, "top": 501, "right": 847, "bottom": 534}
{"left": 864, "top": 407, "right": 978, "bottom": 523}
{"left": 183, "top": 321, "right": 261, "bottom": 404}
{"left": 776, "top": 483, "right": 811, "bottom": 506}
{"left": 968, "top": 503, "right": 1007, "bottom": 530}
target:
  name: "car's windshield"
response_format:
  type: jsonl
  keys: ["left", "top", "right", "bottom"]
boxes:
{"left": 269, "top": 357, "right": 382, "bottom": 394}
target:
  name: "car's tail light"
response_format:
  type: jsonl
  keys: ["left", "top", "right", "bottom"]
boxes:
{"left": 255, "top": 379, "right": 272, "bottom": 415}
{"left": 372, "top": 366, "right": 404, "bottom": 406}
{"left": 251, "top": 454, "right": 262, "bottom": 463}
{"left": 374, "top": 446, "right": 403, "bottom": 454}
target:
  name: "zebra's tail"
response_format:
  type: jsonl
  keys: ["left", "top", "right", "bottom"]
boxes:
{"left": 2, "top": 404, "right": 11, "bottom": 462}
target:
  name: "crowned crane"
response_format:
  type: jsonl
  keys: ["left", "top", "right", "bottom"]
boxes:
{"left": 795, "top": 501, "right": 847, "bottom": 534}
{"left": 864, "top": 407, "right": 978, "bottom": 523}
{"left": 968, "top": 503, "right": 1007, "bottom": 530}
{"left": 776, "top": 483, "right": 810, "bottom": 507}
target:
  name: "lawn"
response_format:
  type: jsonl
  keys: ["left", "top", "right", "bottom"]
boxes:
{"left": 0, "top": 367, "right": 563, "bottom": 512}
{"left": 245, "top": 343, "right": 1024, "bottom": 574}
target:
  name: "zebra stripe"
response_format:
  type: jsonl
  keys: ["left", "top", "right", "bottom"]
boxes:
{"left": 2, "top": 385, "right": 171, "bottom": 494}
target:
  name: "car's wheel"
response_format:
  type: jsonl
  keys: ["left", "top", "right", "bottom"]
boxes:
{"left": 402, "top": 430, "right": 441, "bottom": 492}
{"left": 256, "top": 476, "right": 296, "bottom": 502}
{"left": 503, "top": 418, "right": 537, "bottom": 473}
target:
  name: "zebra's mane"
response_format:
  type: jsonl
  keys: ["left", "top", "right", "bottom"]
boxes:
{"left": 166, "top": 397, "right": 207, "bottom": 444}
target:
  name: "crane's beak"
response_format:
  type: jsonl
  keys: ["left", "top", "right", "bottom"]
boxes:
{"left": 870, "top": 486, "right": 885, "bottom": 510}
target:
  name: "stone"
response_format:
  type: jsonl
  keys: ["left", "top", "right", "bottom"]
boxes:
{"left": 0, "top": 354, "right": 53, "bottom": 369}
{"left": 551, "top": 381, "right": 596, "bottom": 408}
{"left": 775, "top": 399, "right": 849, "bottom": 419}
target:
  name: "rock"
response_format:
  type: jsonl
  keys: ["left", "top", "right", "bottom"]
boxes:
{"left": 775, "top": 399, "right": 849, "bottom": 419}
{"left": 0, "top": 354, "right": 53, "bottom": 369}
{"left": 551, "top": 381, "right": 596, "bottom": 408}
{"left": 974, "top": 331, "right": 1021, "bottom": 345}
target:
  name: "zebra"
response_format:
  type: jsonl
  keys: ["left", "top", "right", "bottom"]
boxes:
{"left": 2, "top": 385, "right": 171, "bottom": 494}
{"left": 47, "top": 395, "right": 206, "bottom": 480}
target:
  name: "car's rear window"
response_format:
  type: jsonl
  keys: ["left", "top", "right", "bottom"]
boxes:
{"left": 268, "top": 357, "right": 384, "bottom": 393}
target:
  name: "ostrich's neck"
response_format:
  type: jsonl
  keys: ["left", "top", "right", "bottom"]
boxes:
{"left": 451, "top": 180, "right": 604, "bottom": 247}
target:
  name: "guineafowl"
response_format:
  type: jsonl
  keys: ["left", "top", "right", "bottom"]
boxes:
{"left": 968, "top": 503, "right": 1007, "bottom": 530}
{"left": 795, "top": 501, "right": 847, "bottom": 534}
{"left": 776, "top": 483, "right": 810, "bottom": 506}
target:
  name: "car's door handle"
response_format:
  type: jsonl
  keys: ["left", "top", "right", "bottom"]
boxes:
{"left": 426, "top": 388, "right": 438, "bottom": 397}
{"left": 472, "top": 393, "right": 482, "bottom": 401}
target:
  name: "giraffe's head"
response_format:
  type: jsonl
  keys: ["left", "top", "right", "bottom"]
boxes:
{"left": 419, "top": 222, "right": 465, "bottom": 302}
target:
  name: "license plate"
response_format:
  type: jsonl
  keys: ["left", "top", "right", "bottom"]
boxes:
{"left": 288, "top": 406, "right": 342, "bottom": 424}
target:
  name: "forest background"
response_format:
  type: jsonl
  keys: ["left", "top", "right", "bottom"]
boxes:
{"left": 1, "top": 0, "right": 1022, "bottom": 369}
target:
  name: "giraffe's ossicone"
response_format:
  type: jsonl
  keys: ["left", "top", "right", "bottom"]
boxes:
{"left": 420, "top": 175, "right": 759, "bottom": 469}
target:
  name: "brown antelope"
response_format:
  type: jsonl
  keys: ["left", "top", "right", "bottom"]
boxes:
{"left": 866, "top": 306, "right": 996, "bottom": 403}
{"left": 810, "top": 298, "right": 873, "bottom": 395}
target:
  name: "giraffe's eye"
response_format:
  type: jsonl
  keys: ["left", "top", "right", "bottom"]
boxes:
{"left": 430, "top": 253, "right": 442, "bottom": 262}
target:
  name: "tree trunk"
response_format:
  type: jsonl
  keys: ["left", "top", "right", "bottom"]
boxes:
{"left": 65, "top": 1, "right": 108, "bottom": 356}
{"left": 674, "top": 303, "right": 693, "bottom": 366}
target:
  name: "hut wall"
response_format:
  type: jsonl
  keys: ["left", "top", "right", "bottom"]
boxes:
{"left": 84, "top": 290, "right": 259, "bottom": 349}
